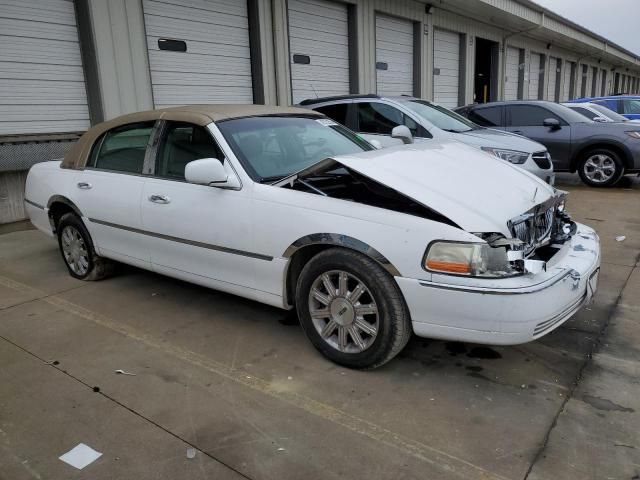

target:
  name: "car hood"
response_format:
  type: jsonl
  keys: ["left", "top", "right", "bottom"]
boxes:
{"left": 329, "top": 141, "right": 555, "bottom": 235}
{"left": 454, "top": 127, "right": 547, "bottom": 152}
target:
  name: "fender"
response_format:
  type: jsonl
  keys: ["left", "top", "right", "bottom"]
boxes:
{"left": 46, "top": 195, "right": 85, "bottom": 233}
{"left": 283, "top": 233, "right": 402, "bottom": 277}
{"left": 569, "top": 137, "right": 634, "bottom": 172}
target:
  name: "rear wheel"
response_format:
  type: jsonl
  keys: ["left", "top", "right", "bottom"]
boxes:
{"left": 57, "top": 213, "right": 114, "bottom": 280}
{"left": 295, "top": 248, "right": 411, "bottom": 369}
{"left": 577, "top": 148, "right": 625, "bottom": 187}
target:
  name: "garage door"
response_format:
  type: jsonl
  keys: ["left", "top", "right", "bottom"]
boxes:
{"left": 528, "top": 52, "right": 542, "bottom": 100}
{"left": 504, "top": 46, "right": 520, "bottom": 101}
{"left": 0, "top": 0, "right": 90, "bottom": 135}
{"left": 546, "top": 57, "right": 558, "bottom": 101}
{"left": 288, "top": 0, "right": 350, "bottom": 104}
{"left": 433, "top": 29, "right": 460, "bottom": 108}
{"left": 376, "top": 14, "right": 414, "bottom": 96}
{"left": 562, "top": 62, "right": 573, "bottom": 101}
{"left": 143, "top": 0, "right": 253, "bottom": 107}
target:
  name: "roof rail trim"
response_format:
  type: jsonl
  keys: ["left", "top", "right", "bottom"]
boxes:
{"left": 299, "top": 94, "right": 380, "bottom": 106}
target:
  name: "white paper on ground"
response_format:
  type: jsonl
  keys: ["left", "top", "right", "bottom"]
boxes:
{"left": 59, "top": 443, "right": 103, "bottom": 469}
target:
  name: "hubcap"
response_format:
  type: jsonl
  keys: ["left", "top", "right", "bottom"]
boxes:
{"left": 583, "top": 154, "right": 616, "bottom": 183}
{"left": 308, "top": 270, "right": 379, "bottom": 353}
{"left": 61, "top": 226, "right": 89, "bottom": 275}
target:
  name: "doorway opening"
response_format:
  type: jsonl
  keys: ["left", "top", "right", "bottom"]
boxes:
{"left": 474, "top": 37, "right": 499, "bottom": 103}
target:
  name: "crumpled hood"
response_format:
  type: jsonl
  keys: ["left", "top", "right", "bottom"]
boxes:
{"left": 455, "top": 127, "right": 547, "bottom": 152}
{"left": 333, "top": 141, "right": 555, "bottom": 235}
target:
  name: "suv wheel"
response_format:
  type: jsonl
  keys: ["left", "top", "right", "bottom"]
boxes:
{"left": 578, "top": 148, "right": 625, "bottom": 187}
{"left": 295, "top": 248, "right": 411, "bottom": 369}
{"left": 57, "top": 213, "right": 115, "bottom": 280}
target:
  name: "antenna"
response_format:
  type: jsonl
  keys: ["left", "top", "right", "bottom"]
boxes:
{"left": 310, "top": 83, "right": 319, "bottom": 99}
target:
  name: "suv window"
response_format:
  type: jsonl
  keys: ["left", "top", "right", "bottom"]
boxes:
{"left": 570, "top": 106, "right": 599, "bottom": 121}
{"left": 155, "top": 122, "right": 224, "bottom": 180}
{"left": 467, "top": 106, "right": 503, "bottom": 126}
{"left": 89, "top": 122, "right": 154, "bottom": 173}
{"left": 622, "top": 99, "right": 640, "bottom": 114}
{"left": 507, "top": 105, "right": 562, "bottom": 127}
{"left": 355, "top": 102, "right": 430, "bottom": 138}
{"left": 314, "top": 104, "right": 349, "bottom": 126}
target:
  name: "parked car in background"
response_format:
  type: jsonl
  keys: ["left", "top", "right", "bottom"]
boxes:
{"left": 562, "top": 102, "right": 640, "bottom": 123}
{"left": 455, "top": 100, "right": 640, "bottom": 187}
{"left": 24, "top": 105, "right": 599, "bottom": 369}
{"left": 300, "top": 94, "right": 555, "bottom": 184}
{"left": 569, "top": 95, "right": 640, "bottom": 121}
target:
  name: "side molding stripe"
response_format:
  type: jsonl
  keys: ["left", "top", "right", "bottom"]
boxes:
{"left": 88, "top": 218, "right": 273, "bottom": 261}
{"left": 24, "top": 198, "right": 45, "bottom": 210}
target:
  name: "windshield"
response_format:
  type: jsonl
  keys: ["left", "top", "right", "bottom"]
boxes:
{"left": 217, "top": 116, "right": 373, "bottom": 182}
{"left": 590, "top": 103, "right": 628, "bottom": 122}
{"left": 402, "top": 100, "right": 477, "bottom": 133}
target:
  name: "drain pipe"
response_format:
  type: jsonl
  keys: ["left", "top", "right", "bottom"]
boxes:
{"left": 500, "top": 13, "right": 545, "bottom": 100}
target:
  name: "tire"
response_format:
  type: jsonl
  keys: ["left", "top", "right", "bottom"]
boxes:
{"left": 295, "top": 248, "right": 411, "bottom": 369}
{"left": 56, "top": 213, "right": 115, "bottom": 281}
{"left": 577, "top": 148, "right": 625, "bottom": 187}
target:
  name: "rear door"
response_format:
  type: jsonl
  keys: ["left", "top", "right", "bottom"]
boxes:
{"left": 505, "top": 105, "right": 571, "bottom": 169}
{"left": 75, "top": 122, "right": 154, "bottom": 267}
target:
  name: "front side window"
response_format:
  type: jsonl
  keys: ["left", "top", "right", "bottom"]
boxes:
{"left": 155, "top": 122, "right": 224, "bottom": 180}
{"left": 89, "top": 122, "right": 154, "bottom": 173}
{"left": 314, "top": 104, "right": 349, "bottom": 126}
{"left": 466, "top": 106, "right": 503, "bottom": 127}
{"left": 622, "top": 99, "right": 640, "bottom": 114}
{"left": 356, "top": 102, "right": 404, "bottom": 134}
{"left": 570, "top": 106, "right": 599, "bottom": 121}
{"left": 507, "top": 106, "right": 562, "bottom": 127}
{"left": 217, "top": 116, "right": 372, "bottom": 182}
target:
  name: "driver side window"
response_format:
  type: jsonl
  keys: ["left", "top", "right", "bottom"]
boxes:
{"left": 356, "top": 102, "right": 429, "bottom": 137}
{"left": 155, "top": 122, "right": 224, "bottom": 180}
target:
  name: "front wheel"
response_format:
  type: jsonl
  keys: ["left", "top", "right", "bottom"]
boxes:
{"left": 295, "top": 248, "right": 411, "bottom": 369}
{"left": 57, "top": 213, "right": 114, "bottom": 280}
{"left": 577, "top": 149, "right": 625, "bottom": 187}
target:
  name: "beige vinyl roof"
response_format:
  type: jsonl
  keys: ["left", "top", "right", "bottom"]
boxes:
{"left": 62, "top": 104, "right": 323, "bottom": 169}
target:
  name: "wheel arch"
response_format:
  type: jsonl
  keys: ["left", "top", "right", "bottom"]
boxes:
{"left": 569, "top": 141, "right": 632, "bottom": 172}
{"left": 282, "top": 233, "right": 401, "bottom": 308}
{"left": 46, "top": 195, "right": 84, "bottom": 233}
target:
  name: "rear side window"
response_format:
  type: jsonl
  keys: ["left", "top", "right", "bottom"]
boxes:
{"left": 155, "top": 122, "right": 224, "bottom": 180}
{"left": 314, "top": 104, "right": 349, "bottom": 126}
{"left": 467, "top": 106, "right": 503, "bottom": 126}
{"left": 89, "top": 122, "right": 154, "bottom": 173}
{"left": 507, "top": 106, "right": 561, "bottom": 127}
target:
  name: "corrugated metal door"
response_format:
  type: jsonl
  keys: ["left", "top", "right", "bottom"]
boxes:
{"left": 562, "top": 62, "right": 573, "bottom": 100}
{"left": 376, "top": 14, "right": 414, "bottom": 96}
{"left": 143, "top": 0, "right": 253, "bottom": 107}
{"left": 528, "top": 52, "right": 541, "bottom": 99}
{"left": 0, "top": 0, "right": 90, "bottom": 135}
{"left": 546, "top": 57, "right": 558, "bottom": 101}
{"left": 288, "top": 0, "right": 349, "bottom": 104}
{"left": 432, "top": 29, "right": 460, "bottom": 108}
{"left": 504, "top": 46, "right": 520, "bottom": 101}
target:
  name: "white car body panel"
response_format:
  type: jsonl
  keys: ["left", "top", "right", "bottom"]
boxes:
{"left": 25, "top": 119, "right": 599, "bottom": 348}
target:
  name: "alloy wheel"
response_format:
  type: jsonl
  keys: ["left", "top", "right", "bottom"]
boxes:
{"left": 583, "top": 154, "right": 617, "bottom": 183}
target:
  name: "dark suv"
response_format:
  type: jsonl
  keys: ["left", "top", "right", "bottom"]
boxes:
{"left": 455, "top": 100, "right": 640, "bottom": 187}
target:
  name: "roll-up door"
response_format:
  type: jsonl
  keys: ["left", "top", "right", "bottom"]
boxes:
{"left": 289, "top": 0, "right": 350, "bottom": 104}
{"left": 546, "top": 57, "right": 559, "bottom": 101}
{"left": 528, "top": 52, "right": 542, "bottom": 100}
{"left": 433, "top": 29, "right": 460, "bottom": 107}
{"left": 0, "top": 0, "right": 90, "bottom": 135}
{"left": 143, "top": 0, "right": 253, "bottom": 107}
{"left": 376, "top": 14, "right": 414, "bottom": 96}
{"left": 504, "top": 47, "right": 520, "bottom": 101}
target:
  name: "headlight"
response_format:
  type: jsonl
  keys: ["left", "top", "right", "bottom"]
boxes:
{"left": 481, "top": 147, "right": 529, "bottom": 164}
{"left": 625, "top": 131, "right": 640, "bottom": 139}
{"left": 424, "top": 241, "right": 520, "bottom": 278}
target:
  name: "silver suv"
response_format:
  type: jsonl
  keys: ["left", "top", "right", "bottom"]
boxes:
{"left": 300, "top": 94, "right": 555, "bottom": 184}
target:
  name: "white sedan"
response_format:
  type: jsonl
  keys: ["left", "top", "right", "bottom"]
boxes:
{"left": 24, "top": 105, "right": 600, "bottom": 368}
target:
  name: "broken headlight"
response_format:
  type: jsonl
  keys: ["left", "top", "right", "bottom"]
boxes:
{"left": 481, "top": 147, "right": 529, "bottom": 165}
{"left": 424, "top": 242, "right": 521, "bottom": 278}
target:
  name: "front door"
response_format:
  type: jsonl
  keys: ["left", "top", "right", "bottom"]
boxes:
{"left": 140, "top": 121, "right": 257, "bottom": 292}
{"left": 75, "top": 121, "right": 155, "bottom": 267}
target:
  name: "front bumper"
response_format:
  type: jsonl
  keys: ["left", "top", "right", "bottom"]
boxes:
{"left": 396, "top": 222, "right": 600, "bottom": 345}
{"left": 523, "top": 156, "right": 555, "bottom": 185}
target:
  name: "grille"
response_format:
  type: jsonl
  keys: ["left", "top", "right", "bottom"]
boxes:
{"left": 510, "top": 207, "right": 555, "bottom": 253}
{"left": 532, "top": 151, "right": 551, "bottom": 169}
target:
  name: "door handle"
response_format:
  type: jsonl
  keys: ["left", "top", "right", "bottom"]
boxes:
{"left": 148, "top": 194, "right": 170, "bottom": 204}
{"left": 77, "top": 182, "right": 92, "bottom": 189}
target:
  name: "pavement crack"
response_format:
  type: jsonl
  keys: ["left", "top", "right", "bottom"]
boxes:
{"left": 523, "top": 255, "right": 639, "bottom": 480}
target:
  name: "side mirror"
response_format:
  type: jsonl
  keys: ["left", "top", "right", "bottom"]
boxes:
{"left": 185, "top": 158, "right": 230, "bottom": 186}
{"left": 391, "top": 125, "right": 414, "bottom": 144}
{"left": 369, "top": 139, "right": 383, "bottom": 149}
{"left": 543, "top": 118, "right": 561, "bottom": 130}
{"left": 593, "top": 116, "right": 607, "bottom": 123}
